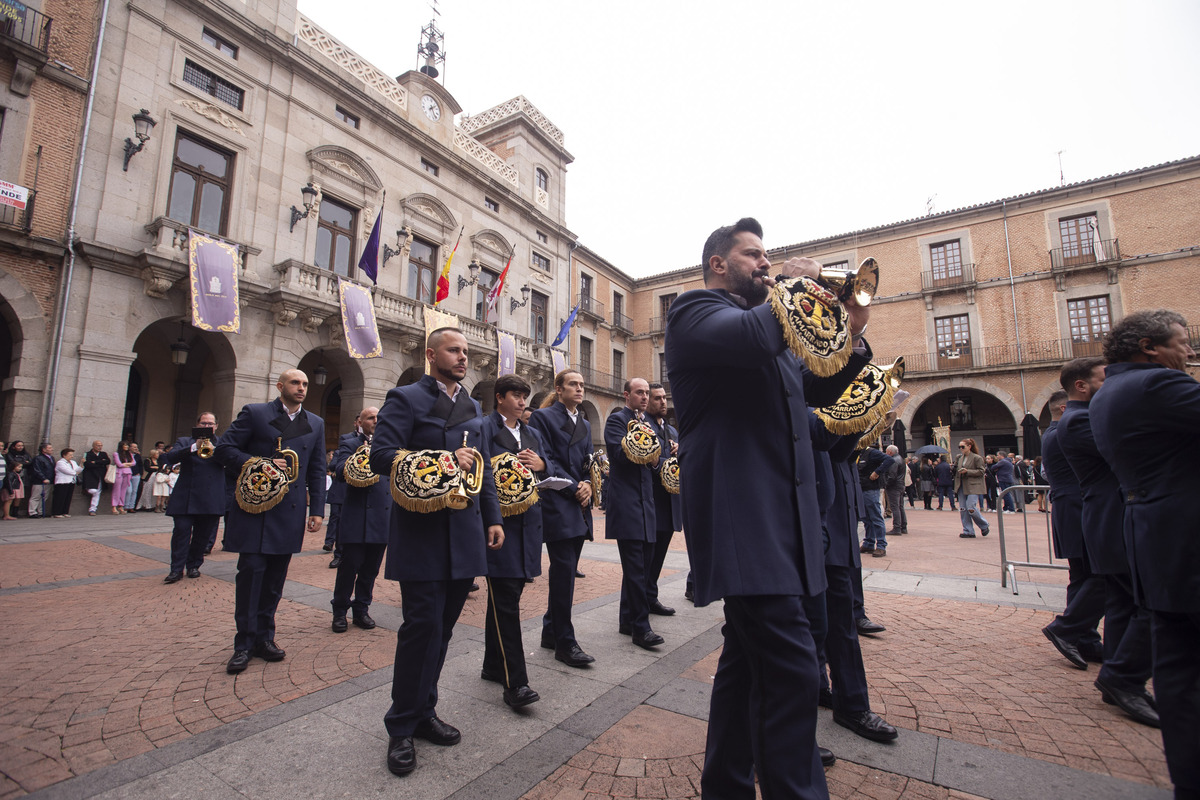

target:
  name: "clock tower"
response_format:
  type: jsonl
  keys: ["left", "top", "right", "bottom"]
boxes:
{"left": 395, "top": 18, "right": 461, "bottom": 143}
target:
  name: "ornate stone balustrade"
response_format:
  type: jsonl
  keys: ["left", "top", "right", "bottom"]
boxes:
{"left": 459, "top": 95, "right": 564, "bottom": 147}
{"left": 453, "top": 130, "right": 519, "bottom": 188}
{"left": 144, "top": 217, "right": 259, "bottom": 272}
{"left": 535, "top": 188, "right": 549, "bottom": 209}
{"left": 296, "top": 16, "right": 407, "bottom": 112}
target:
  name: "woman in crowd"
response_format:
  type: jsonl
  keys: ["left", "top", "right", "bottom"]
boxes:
{"left": 983, "top": 454, "right": 999, "bottom": 511}
{"left": 152, "top": 462, "right": 172, "bottom": 511}
{"left": 919, "top": 457, "right": 935, "bottom": 509}
{"left": 2, "top": 459, "right": 24, "bottom": 520}
{"left": 135, "top": 448, "right": 160, "bottom": 511}
{"left": 52, "top": 448, "right": 84, "bottom": 518}
{"left": 5, "top": 440, "right": 32, "bottom": 516}
{"left": 111, "top": 441, "right": 135, "bottom": 515}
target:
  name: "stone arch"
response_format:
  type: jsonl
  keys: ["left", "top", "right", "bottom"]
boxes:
{"left": 298, "top": 346, "right": 365, "bottom": 448}
{"left": 579, "top": 400, "right": 602, "bottom": 446}
{"left": 401, "top": 193, "right": 457, "bottom": 235}
{"left": 470, "top": 229, "right": 514, "bottom": 267}
{"left": 397, "top": 366, "right": 423, "bottom": 387}
{"left": 471, "top": 379, "right": 496, "bottom": 415}
{"left": 307, "top": 145, "right": 383, "bottom": 194}
{"left": 1027, "top": 374, "right": 1067, "bottom": 432}
{"left": 0, "top": 268, "right": 51, "bottom": 439}
{"left": 530, "top": 390, "right": 548, "bottom": 410}
{"left": 900, "top": 377, "right": 1022, "bottom": 434}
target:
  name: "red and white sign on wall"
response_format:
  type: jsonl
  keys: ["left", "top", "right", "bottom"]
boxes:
{"left": 0, "top": 180, "right": 29, "bottom": 210}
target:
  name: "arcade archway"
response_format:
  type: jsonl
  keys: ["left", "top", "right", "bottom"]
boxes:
{"left": 910, "top": 388, "right": 1019, "bottom": 456}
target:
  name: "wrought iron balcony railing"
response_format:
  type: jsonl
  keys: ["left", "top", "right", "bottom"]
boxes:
{"left": 0, "top": 4, "right": 52, "bottom": 53}
{"left": 577, "top": 293, "right": 604, "bottom": 321}
{"left": 920, "top": 262, "right": 976, "bottom": 292}
{"left": 612, "top": 311, "right": 633, "bottom": 334}
{"left": 1050, "top": 237, "right": 1120, "bottom": 271}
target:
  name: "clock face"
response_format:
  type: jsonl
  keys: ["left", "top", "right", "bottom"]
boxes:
{"left": 421, "top": 95, "right": 441, "bottom": 121}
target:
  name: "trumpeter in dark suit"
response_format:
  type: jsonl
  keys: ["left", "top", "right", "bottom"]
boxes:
{"left": 1057, "top": 356, "right": 1157, "bottom": 728}
{"left": 527, "top": 369, "right": 596, "bottom": 668}
{"left": 665, "top": 218, "right": 870, "bottom": 799}
{"left": 1088, "top": 310, "right": 1200, "bottom": 797}
{"left": 645, "top": 382, "right": 681, "bottom": 617}
{"left": 161, "top": 412, "right": 226, "bottom": 583}
{"left": 215, "top": 370, "right": 326, "bottom": 675}
{"left": 816, "top": 414, "right": 899, "bottom": 745}
{"left": 480, "top": 374, "right": 549, "bottom": 709}
{"left": 604, "top": 377, "right": 661, "bottom": 649}
{"left": 1038, "top": 389, "right": 1104, "bottom": 668}
{"left": 329, "top": 407, "right": 390, "bottom": 633}
{"left": 369, "top": 328, "right": 504, "bottom": 778}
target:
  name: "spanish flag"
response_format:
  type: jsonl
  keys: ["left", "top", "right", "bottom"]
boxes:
{"left": 434, "top": 225, "right": 464, "bottom": 306}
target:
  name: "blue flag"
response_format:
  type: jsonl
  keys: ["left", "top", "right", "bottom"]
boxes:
{"left": 357, "top": 205, "right": 383, "bottom": 285}
{"left": 551, "top": 302, "right": 580, "bottom": 348}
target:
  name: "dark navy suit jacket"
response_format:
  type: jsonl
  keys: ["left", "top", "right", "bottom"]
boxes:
{"left": 821, "top": 422, "right": 866, "bottom": 569}
{"left": 162, "top": 436, "right": 227, "bottom": 516}
{"left": 649, "top": 417, "right": 682, "bottom": 533}
{"left": 528, "top": 402, "right": 594, "bottom": 543}
{"left": 1057, "top": 399, "right": 1127, "bottom": 576}
{"left": 481, "top": 412, "right": 547, "bottom": 579}
{"left": 664, "top": 288, "right": 868, "bottom": 606}
{"left": 603, "top": 406, "right": 656, "bottom": 542}
{"left": 1090, "top": 362, "right": 1200, "bottom": 613}
{"left": 370, "top": 375, "right": 502, "bottom": 582}
{"left": 330, "top": 431, "right": 390, "bottom": 546}
{"left": 215, "top": 398, "right": 327, "bottom": 555}
{"left": 1040, "top": 421, "right": 1086, "bottom": 560}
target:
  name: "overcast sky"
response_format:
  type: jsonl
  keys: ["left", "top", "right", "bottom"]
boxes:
{"left": 296, "top": 0, "right": 1200, "bottom": 277}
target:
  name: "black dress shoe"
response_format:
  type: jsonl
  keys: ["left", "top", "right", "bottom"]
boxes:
{"left": 959, "top": 533, "right": 976, "bottom": 538}
{"left": 226, "top": 650, "right": 251, "bottom": 674}
{"left": 164, "top": 572, "right": 183, "bottom": 584}
{"left": 353, "top": 612, "right": 376, "bottom": 630}
{"left": 632, "top": 631, "right": 664, "bottom": 649}
{"left": 1042, "top": 626, "right": 1086, "bottom": 669}
{"left": 254, "top": 640, "right": 286, "bottom": 662}
{"left": 833, "top": 710, "right": 899, "bottom": 742}
{"left": 617, "top": 623, "right": 632, "bottom": 636}
{"left": 503, "top": 685, "right": 540, "bottom": 708}
{"left": 186, "top": 568, "right": 201, "bottom": 579}
{"left": 322, "top": 543, "right": 334, "bottom": 552}
{"left": 856, "top": 617, "right": 886, "bottom": 635}
{"left": 540, "top": 633, "right": 555, "bottom": 650}
{"left": 555, "top": 644, "right": 595, "bottom": 667}
{"left": 332, "top": 615, "right": 348, "bottom": 633}
{"left": 480, "top": 668, "right": 504, "bottom": 683}
{"left": 1094, "top": 677, "right": 1160, "bottom": 728}
{"left": 413, "top": 716, "right": 460, "bottom": 745}
{"left": 575, "top": 569, "right": 586, "bottom": 578}
{"left": 387, "top": 736, "right": 415, "bottom": 776}
{"left": 819, "top": 746, "right": 836, "bottom": 767}
{"left": 648, "top": 600, "right": 676, "bottom": 616}
{"left": 818, "top": 688, "right": 834, "bottom": 709}
{"left": 328, "top": 555, "right": 341, "bottom": 569}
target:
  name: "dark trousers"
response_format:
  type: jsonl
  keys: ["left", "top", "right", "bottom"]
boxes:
{"left": 904, "top": 484, "right": 917, "bottom": 507}
{"left": 647, "top": 528, "right": 675, "bottom": 604}
{"left": 331, "top": 542, "right": 386, "bottom": 616}
{"left": 922, "top": 490, "right": 932, "bottom": 510}
{"left": 885, "top": 487, "right": 907, "bottom": 533}
{"left": 1150, "top": 610, "right": 1200, "bottom": 794}
{"left": 1045, "top": 556, "right": 1104, "bottom": 648}
{"left": 385, "top": 578, "right": 471, "bottom": 737}
{"left": 1097, "top": 572, "right": 1153, "bottom": 692}
{"left": 483, "top": 577, "right": 529, "bottom": 688}
{"left": 542, "top": 536, "right": 585, "bottom": 647}
{"left": 51, "top": 484, "right": 74, "bottom": 516}
{"left": 820, "top": 565, "right": 871, "bottom": 713}
{"left": 702, "top": 594, "right": 827, "bottom": 800}
{"left": 935, "top": 485, "right": 956, "bottom": 509}
{"left": 325, "top": 504, "right": 343, "bottom": 555}
{"left": 617, "top": 538, "right": 654, "bottom": 636}
{"left": 999, "top": 481, "right": 1017, "bottom": 512}
{"left": 233, "top": 552, "right": 292, "bottom": 651}
{"left": 169, "top": 514, "right": 220, "bottom": 573}
{"left": 851, "top": 560, "right": 866, "bottom": 621}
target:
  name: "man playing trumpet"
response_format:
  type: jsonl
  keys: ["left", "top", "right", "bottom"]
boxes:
{"left": 370, "top": 327, "right": 504, "bottom": 777}
{"left": 161, "top": 412, "right": 225, "bottom": 584}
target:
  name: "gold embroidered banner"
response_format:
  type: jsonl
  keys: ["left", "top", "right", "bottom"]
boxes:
{"left": 423, "top": 307, "right": 459, "bottom": 375}
{"left": 188, "top": 230, "right": 240, "bottom": 333}
{"left": 338, "top": 279, "right": 382, "bottom": 359}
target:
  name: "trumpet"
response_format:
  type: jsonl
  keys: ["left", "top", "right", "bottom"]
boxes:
{"left": 818, "top": 257, "right": 879, "bottom": 307}
{"left": 445, "top": 431, "right": 484, "bottom": 511}
{"left": 273, "top": 437, "right": 300, "bottom": 483}
{"left": 191, "top": 426, "right": 216, "bottom": 458}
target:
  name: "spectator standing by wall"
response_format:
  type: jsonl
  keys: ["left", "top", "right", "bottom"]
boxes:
{"left": 29, "top": 442, "right": 55, "bottom": 518}
{"left": 53, "top": 449, "right": 83, "bottom": 517}
{"left": 82, "top": 441, "right": 110, "bottom": 516}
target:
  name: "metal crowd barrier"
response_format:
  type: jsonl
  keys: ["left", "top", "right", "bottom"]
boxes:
{"left": 995, "top": 484, "right": 1066, "bottom": 594}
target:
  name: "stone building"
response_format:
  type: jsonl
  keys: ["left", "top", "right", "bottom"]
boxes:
{"left": 0, "top": 0, "right": 99, "bottom": 440}
{"left": 42, "top": 0, "right": 578, "bottom": 451}
{"left": 618, "top": 156, "right": 1200, "bottom": 454}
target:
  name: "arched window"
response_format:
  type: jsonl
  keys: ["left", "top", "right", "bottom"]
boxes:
{"left": 536, "top": 168, "right": 549, "bottom": 192}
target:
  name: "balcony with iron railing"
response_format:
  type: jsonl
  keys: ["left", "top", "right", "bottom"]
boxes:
{"left": 577, "top": 293, "right": 605, "bottom": 322}
{"left": 579, "top": 366, "right": 623, "bottom": 394}
{"left": 1050, "top": 238, "right": 1120, "bottom": 271}
{"left": 612, "top": 310, "right": 633, "bottom": 334}
{"left": 647, "top": 315, "right": 666, "bottom": 334}
{"left": 0, "top": 191, "right": 34, "bottom": 234}
{"left": 920, "top": 262, "right": 976, "bottom": 294}
{"left": 0, "top": 4, "right": 52, "bottom": 54}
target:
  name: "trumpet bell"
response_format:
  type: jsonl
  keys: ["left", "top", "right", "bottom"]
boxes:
{"left": 819, "top": 257, "right": 879, "bottom": 307}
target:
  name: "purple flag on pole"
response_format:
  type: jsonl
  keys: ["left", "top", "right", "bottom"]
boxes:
{"left": 551, "top": 349, "right": 567, "bottom": 377}
{"left": 338, "top": 279, "right": 382, "bottom": 359}
{"left": 357, "top": 205, "right": 383, "bottom": 285}
{"left": 497, "top": 331, "right": 516, "bottom": 377}
{"left": 188, "top": 230, "right": 241, "bottom": 333}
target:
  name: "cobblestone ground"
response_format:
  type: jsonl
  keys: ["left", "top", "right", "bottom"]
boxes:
{"left": 0, "top": 506, "right": 1166, "bottom": 798}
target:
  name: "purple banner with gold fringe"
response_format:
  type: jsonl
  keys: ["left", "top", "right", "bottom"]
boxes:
{"left": 551, "top": 348, "right": 567, "bottom": 377}
{"left": 338, "top": 279, "right": 382, "bottom": 359}
{"left": 497, "top": 330, "right": 516, "bottom": 377}
{"left": 188, "top": 230, "right": 240, "bottom": 333}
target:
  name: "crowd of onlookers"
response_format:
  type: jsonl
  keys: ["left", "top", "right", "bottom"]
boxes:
{"left": 0, "top": 439, "right": 183, "bottom": 519}
{"left": 897, "top": 450, "right": 1046, "bottom": 513}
